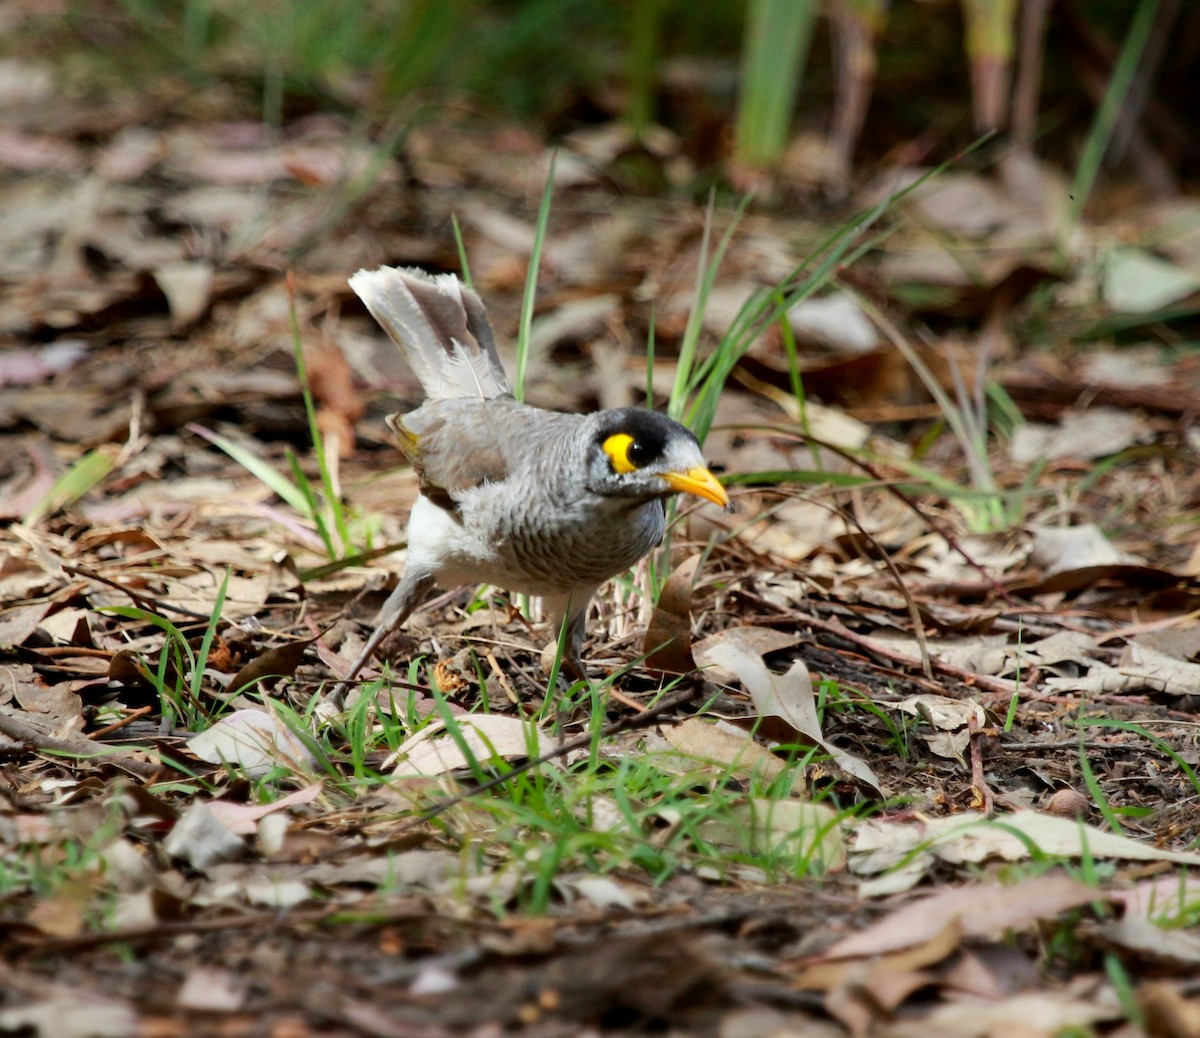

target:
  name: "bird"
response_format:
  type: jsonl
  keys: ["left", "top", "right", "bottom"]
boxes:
{"left": 325, "top": 265, "right": 730, "bottom": 709}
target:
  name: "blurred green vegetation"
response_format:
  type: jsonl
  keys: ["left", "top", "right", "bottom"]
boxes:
{"left": 10, "top": 0, "right": 1190, "bottom": 180}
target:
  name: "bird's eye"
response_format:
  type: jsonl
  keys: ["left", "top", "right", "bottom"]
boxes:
{"left": 626, "top": 440, "right": 651, "bottom": 467}
{"left": 602, "top": 433, "right": 643, "bottom": 474}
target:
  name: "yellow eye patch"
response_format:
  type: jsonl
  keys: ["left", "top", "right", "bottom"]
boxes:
{"left": 602, "top": 433, "right": 638, "bottom": 474}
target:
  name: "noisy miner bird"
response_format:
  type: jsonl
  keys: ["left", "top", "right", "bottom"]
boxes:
{"left": 326, "top": 265, "right": 730, "bottom": 708}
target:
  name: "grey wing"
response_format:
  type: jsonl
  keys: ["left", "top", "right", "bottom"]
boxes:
{"left": 392, "top": 400, "right": 516, "bottom": 512}
{"left": 350, "top": 266, "right": 510, "bottom": 400}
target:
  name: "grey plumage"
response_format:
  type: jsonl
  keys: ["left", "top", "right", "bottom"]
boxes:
{"left": 326, "top": 266, "right": 728, "bottom": 709}
{"left": 349, "top": 266, "right": 508, "bottom": 400}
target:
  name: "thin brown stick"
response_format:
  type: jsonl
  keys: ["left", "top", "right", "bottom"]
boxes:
{"left": 800, "top": 613, "right": 1034, "bottom": 700}
{"left": 86, "top": 705, "right": 153, "bottom": 740}
{"left": 0, "top": 711, "right": 162, "bottom": 780}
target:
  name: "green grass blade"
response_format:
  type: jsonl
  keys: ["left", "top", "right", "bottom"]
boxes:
{"left": 190, "top": 424, "right": 310, "bottom": 514}
{"left": 514, "top": 151, "right": 557, "bottom": 403}
{"left": 451, "top": 212, "right": 474, "bottom": 289}
{"left": 287, "top": 279, "right": 351, "bottom": 556}
{"left": 1064, "top": 0, "right": 1159, "bottom": 239}
{"left": 23, "top": 448, "right": 117, "bottom": 526}
{"left": 734, "top": 0, "right": 818, "bottom": 167}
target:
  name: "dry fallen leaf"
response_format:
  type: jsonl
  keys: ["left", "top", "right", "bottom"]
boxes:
{"left": 643, "top": 555, "right": 698, "bottom": 673}
{"left": 818, "top": 874, "right": 1101, "bottom": 960}
{"left": 163, "top": 802, "right": 245, "bottom": 871}
{"left": 895, "top": 694, "right": 986, "bottom": 765}
{"left": 700, "top": 797, "right": 846, "bottom": 872}
{"left": 695, "top": 633, "right": 883, "bottom": 794}
{"left": 852, "top": 809, "right": 1200, "bottom": 881}
{"left": 187, "top": 708, "right": 315, "bottom": 778}
{"left": 387, "top": 714, "right": 544, "bottom": 776}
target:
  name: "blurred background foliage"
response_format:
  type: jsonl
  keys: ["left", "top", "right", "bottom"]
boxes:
{"left": 17, "top": 0, "right": 1195, "bottom": 197}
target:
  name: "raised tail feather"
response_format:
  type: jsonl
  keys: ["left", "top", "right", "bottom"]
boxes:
{"left": 349, "top": 266, "right": 510, "bottom": 400}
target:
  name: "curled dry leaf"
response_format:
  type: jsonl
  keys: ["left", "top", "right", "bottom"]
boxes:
{"left": 1044, "top": 643, "right": 1200, "bottom": 697}
{"left": 643, "top": 555, "right": 699, "bottom": 674}
{"left": 699, "top": 798, "right": 846, "bottom": 872}
{"left": 186, "top": 708, "right": 315, "bottom": 778}
{"left": 694, "top": 632, "right": 883, "bottom": 794}
{"left": 163, "top": 802, "right": 245, "bottom": 871}
{"left": 387, "top": 714, "right": 544, "bottom": 777}
{"left": 852, "top": 809, "right": 1200, "bottom": 880}
{"left": 895, "top": 694, "right": 987, "bottom": 765}
{"left": 225, "top": 636, "right": 316, "bottom": 695}
{"left": 151, "top": 259, "right": 214, "bottom": 330}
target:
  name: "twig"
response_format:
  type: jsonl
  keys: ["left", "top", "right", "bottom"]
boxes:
{"left": 0, "top": 711, "right": 162, "bottom": 780}
{"left": 63, "top": 563, "right": 213, "bottom": 621}
{"left": 766, "top": 426, "right": 1022, "bottom": 608}
{"left": 87, "top": 705, "right": 153, "bottom": 740}
{"left": 801, "top": 613, "right": 1035, "bottom": 700}
{"left": 968, "top": 718, "right": 994, "bottom": 815}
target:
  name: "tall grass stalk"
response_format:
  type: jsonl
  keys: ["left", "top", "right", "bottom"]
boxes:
{"left": 1063, "top": 0, "right": 1159, "bottom": 242}
{"left": 734, "top": 0, "right": 818, "bottom": 167}
{"left": 513, "top": 151, "right": 557, "bottom": 402}
{"left": 626, "top": 0, "right": 668, "bottom": 138}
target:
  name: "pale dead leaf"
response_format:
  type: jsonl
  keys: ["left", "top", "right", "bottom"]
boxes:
{"left": 691, "top": 626, "right": 802, "bottom": 680}
{"left": 872, "top": 632, "right": 1012, "bottom": 676}
{"left": 152, "top": 259, "right": 215, "bottom": 329}
{"left": 852, "top": 809, "right": 1200, "bottom": 877}
{"left": 0, "top": 340, "right": 87, "bottom": 388}
{"left": 10, "top": 672, "right": 85, "bottom": 738}
{"left": 1100, "top": 916, "right": 1200, "bottom": 969}
{"left": 187, "top": 708, "right": 315, "bottom": 778}
{"left": 0, "top": 601, "right": 51, "bottom": 649}
{"left": 895, "top": 695, "right": 986, "bottom": 765}
{"left": 820, "top": 874, "right": 1099, "bottom": 960}
{"left": 388, "top": 714, "right": 544, "bottom": 776}
{"left": 0, "top": 998, "right": 137, "bottom": 1038}
{"left": 1115, "top": 873, "right": 1200, "bottom": 921}
{"left": 788, "top": 291, "right": 879, "bottom": 355}
{"left": 571, "top": 875, "right": 639, "bottom": 911}
{"left": 700, "top": 798, "right": 846, "bottom": 871}
{"left": 163, "top": 802, "right": 245, "bottom": 870}
{"left": 1009, "top": 408, "right": 1152, "bottom": 464}
{"left": 177, "top": 967, "right": 248, "bottom": 1012}
{"left": 887, "top": 987, "right": 1120, "bottom": 1038}
{"left": 659, "top": 717, "right": 788, "bottom": 783}
{"left": 1044, "top": 643, "right": 1200, "bottom": 696}
{"left": 695, "top": 635, "right": 883, "bottom": 793}
{"left": 1029, "top": 523, "right": 1140, "bottom": 575}
{"left": 1103, "top": 246, "right": 1200, "bottom": 313}
{"left": 908, "top": 171, "right": 1032, "bottom": 237}
{"left": 204, "top": 782, "right": 323, "bottom": 836}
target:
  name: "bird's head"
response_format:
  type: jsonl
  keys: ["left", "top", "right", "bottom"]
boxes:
{"left": 582, "top": 408, "right": 730, "bottom": 510}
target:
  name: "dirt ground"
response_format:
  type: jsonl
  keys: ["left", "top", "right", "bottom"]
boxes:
{"left": 3, "top": 52, "right": 1200, "bottom": 1038}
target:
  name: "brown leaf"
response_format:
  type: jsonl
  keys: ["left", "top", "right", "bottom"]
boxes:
{"left": 643, "top": 555, "right": 698, "bottom": 674}
{"left": 226, "top": 637, "right": 315, "bottom": 695}
{"left": 817, "top": 875, "right": 1101, "bottom": 962}
{"left": 694, "top": 633, "right": 883, "bottom": 794}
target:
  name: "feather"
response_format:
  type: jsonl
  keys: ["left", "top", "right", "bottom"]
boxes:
{"left": 349, "top": 266, "right": 510, "bottom": 400}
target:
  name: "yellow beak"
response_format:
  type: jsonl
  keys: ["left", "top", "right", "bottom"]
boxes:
{"left": 662, "top": 466, "right": 730, "bottom": 509}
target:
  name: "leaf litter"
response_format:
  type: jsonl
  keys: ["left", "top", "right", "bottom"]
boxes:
{"left": 1, "top": 49, "right": 1200, "bottom": 1038}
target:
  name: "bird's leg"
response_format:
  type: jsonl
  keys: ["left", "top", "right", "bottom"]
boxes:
{"left": 542, "top": 588, "right": 598, "bottom": 684}
{"left": 323, "top": 569, "right": 436, "bottom": 712}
